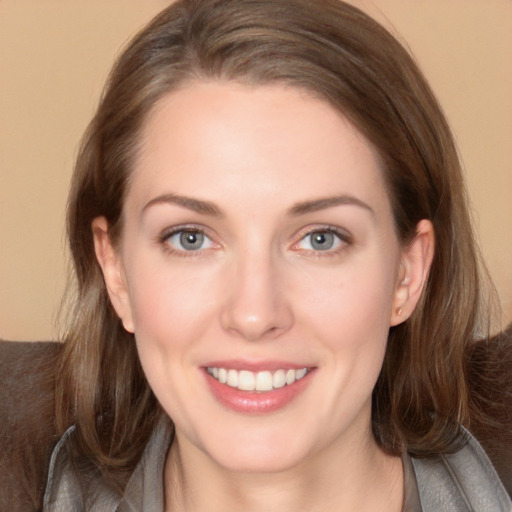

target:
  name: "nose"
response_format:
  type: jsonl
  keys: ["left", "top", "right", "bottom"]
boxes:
{"left": 220, "top": 251, "right": 294, "bottom": 342}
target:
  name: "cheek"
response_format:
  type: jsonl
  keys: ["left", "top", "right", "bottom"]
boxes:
{"left": 125, "top": 257, "right": 221, "bottom": 353}
{"left": 295, "top": 254, "right": 398, "bottom": 344}
{"left": 303, "top": 274, "right": 393, "bottom": 384}
{"left": 124, "top": 258, "right": 222, "bottom": 419}
{"left": 295, "top": 256, "right": 398, "bottom": 421}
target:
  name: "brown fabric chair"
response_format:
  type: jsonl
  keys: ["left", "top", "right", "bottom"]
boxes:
{"left": 1, "top": 331, "right": 511, "bottom": 510}
{"left": 0, "top": 341, "right": 61, "bottom": 512}
{"left": 466, "top": 325, "right": 512, "bottom": 493}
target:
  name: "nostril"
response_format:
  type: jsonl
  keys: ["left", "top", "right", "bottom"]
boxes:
{"left": 220, "top": 305, "right": 294, "bottom": 342}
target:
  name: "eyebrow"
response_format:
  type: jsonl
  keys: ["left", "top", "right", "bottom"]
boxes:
{"left": 142, "top": 194, "right": 224, "bottom": 216}
{"left": 142, "top": 193, "right": 374, "bottom": 217}
{"left": 287, "top": 195, "right": 375, "bottom": 216}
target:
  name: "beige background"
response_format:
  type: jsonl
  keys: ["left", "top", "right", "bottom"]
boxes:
{"left": 1, "top": 1, "right": 511, "bottom": 342}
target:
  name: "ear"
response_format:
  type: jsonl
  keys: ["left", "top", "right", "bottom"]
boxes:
{"left": 390, "top": 219, "right": 435, "bottom": 326}
{"left": 92, "top": 217, "right": 134, "bottom": 333}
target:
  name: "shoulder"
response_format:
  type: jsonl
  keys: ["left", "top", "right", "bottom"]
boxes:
{"left": 43, "top": 426, "right": 121, "bottom": 511}
{"left": 411, "top": 429, "right": 511, "bottom": 511}
{"left": 43, "top": 414, "right": 172, "bottom": 512}
{"left": 0, "top": 340, "right": 62, "bottom": 512}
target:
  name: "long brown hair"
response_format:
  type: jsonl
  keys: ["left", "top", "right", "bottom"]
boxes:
{"left": 56, "top": 0, "right": 494, "bottom": 487}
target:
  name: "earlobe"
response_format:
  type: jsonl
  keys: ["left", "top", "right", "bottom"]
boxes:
{"left": 92, "top": 217, "right": 134, "bottom": 333}
{"left": 390, "top": 219, "right": 435, "bottom": 326}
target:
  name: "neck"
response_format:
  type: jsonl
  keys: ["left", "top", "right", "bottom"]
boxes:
{"left": 164, "top": 428, "right": 404, "bottom": 512}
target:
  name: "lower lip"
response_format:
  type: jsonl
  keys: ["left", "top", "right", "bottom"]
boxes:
{"left": 204, "top": 369, "right": 314, "bottom": 414}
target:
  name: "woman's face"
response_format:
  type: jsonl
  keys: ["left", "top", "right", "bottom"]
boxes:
{"left": 95, "top": 81, "right": 429, "bottom": 473}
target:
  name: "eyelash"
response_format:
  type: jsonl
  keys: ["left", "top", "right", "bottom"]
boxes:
{"left": 291, "top": 225, "right": 353, "bottom": 257}
{"left": 157, "top": 224, "right": 353, "bottom": 258}
{"left": 158, "top": 225, "right": 216, "bottom": 258}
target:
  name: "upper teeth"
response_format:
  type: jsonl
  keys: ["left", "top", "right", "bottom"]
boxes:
{"left": 207, "top": 367, "right": 308, "bottom": 392}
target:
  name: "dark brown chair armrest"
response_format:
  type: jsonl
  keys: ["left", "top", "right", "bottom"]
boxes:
{"left": 0, "top": 341, "right": 62, "bottom": 512}
{"left": 467, "top": 325, "right": 512, "bottom": 497}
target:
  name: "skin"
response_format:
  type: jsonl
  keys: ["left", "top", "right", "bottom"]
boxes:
{"left": 94, "top": 81, "right": 434, "bottom": 511}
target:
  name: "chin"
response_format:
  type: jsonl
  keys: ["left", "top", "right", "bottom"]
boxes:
{"left": 194, "top": 422, "right": 320, "bottom": 474}
{"left": 210, "top": 446, "right": 307, "bottom": 474}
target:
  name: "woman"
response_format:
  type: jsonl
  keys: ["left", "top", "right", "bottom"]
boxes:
{"left": 42, "top": 0, "right": 510, "bottom": 510}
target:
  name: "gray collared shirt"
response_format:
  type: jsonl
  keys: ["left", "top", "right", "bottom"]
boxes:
{"left": 43, "top": 416, "right": 510, "bottom": 511}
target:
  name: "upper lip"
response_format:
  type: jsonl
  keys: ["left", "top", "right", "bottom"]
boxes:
{"left": 202, "top": 359, "right": 314, "bottom": 372}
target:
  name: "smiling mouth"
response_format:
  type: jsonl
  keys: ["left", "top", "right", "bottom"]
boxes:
{"left": 206, "top": 367, "right": 309, "bottom": 392}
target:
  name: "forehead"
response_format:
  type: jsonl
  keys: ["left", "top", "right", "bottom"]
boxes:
{"left": 128, "top": 80, "right": 390, "bottom": 218}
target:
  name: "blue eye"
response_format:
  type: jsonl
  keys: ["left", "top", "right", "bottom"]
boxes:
{"left": 297, "top": 230, "right": 344, "bottom": 251}
{"left": 165, "top": 230, "right": 213, "bottom": 251}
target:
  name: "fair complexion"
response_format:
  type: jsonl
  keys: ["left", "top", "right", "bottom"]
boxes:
{"left": 94, "top": 81, "right": 434, "bottom": 512}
